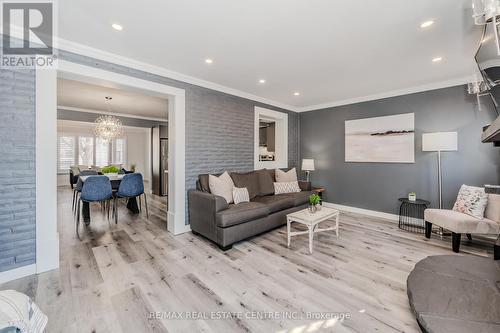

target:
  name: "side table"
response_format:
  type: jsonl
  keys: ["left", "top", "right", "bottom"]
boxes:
{"left": 312, "top": 187, "right": 325, "bottom": 203}
{"left": 398, "top": 198, "right": 430, "bottom": 234}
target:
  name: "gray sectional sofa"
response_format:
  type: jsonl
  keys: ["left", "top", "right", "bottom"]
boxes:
{"left": 188, "top": 169, "right": 312, "bottom": 250}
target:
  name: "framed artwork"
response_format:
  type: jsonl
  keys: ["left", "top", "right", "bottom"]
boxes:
{"left": 345, "top": 113, "right": 415, "bottom": 163}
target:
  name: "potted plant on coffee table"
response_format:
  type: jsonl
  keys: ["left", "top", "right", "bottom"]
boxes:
{"left": 308, "top": 194, "right": 321, "bottom": 213}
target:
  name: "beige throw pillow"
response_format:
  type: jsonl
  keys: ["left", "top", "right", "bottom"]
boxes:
{"left": 209, "top": 171, "right": 234, "bottom": 204}
{"left": 274, "top": 181, "right": 301, "bottom": 194}
{"left": 275, "top": 168, "right": 297, "bottom": 183}
{"left": 232, "top": 187, "right": 250, "bottom": 204}
{"left": 452, "top": 185, "right": 489, "bottom": 219}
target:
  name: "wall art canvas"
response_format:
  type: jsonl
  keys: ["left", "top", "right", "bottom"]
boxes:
{"left": 345, "top": 113, "right": 415, "bottom": 163}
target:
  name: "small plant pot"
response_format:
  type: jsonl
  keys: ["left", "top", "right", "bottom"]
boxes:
{"left": 408, "top": 193, "right": 417, "bottom": 201}
{"left": 308, "top": 204, "right": 317, "bottom": 214}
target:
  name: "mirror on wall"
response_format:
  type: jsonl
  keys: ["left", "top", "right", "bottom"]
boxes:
{"left": 259, "top": 120, "right": 276, "bottom": 161}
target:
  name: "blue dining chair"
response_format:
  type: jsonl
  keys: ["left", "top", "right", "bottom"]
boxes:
{"left": 72, "top": 170, "right": 99, "bottom": 214}
{"left": 75, "top": 176, "right": 113, "bottom": 239}
{"left": 114, "top": 173, "right": 148, "bottom": 223}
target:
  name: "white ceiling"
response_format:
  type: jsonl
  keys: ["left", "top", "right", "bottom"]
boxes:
{"left": 57, "top": 78, "right": 169, "bottom": 119}
{"left": 58, "top": 0, "right": 482, "bottom": 111}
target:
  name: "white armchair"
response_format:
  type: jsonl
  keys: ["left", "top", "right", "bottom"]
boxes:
{"left": 424, "top": 193, "right": 500, "bottom": 252}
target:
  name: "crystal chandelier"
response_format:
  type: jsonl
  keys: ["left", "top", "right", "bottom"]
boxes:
{"left": 472, "top": 0, "right": 500, "bottom": 55}
{"left": 94, "top": 97, "right": 123, "bottom": 141}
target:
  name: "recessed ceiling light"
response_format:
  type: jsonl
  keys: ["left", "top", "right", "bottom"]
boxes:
{"left": 112, "top": 23, "right": 123, "bottom": 31}
{"left": 420, "top": 20, "right": 434, "bottom": 28}
{"left": 258, "top": 79, "right": 266, "bottom": 84}
{"left": 205, "top": 58, "right": 213, "bottom": 64}
{"left": 432, "top": 56, "right": 443, "bottom": 62}
{"left": 293, "top": 92, "right": 300, "bottom": 96}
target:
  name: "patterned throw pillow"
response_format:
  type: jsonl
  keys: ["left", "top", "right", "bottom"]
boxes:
{"left": 274, "top": 181, "right": 301, "bottom": 195}
{"left": 452, "top": 185, "right": 489, "bottom": 219}
{"left": 232, "top": 187, "right": 250, "bottom": 204}
{"left": 275, "top": 168, "right": 298, "bottom": 182}
{"left": 209, "top": 171, "right": 234, "bottom": 204}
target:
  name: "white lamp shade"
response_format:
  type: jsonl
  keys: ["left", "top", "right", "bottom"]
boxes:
{"left": 301, "top": 159, "right": 315, "bottom": 171}
{"left": 422, "top": 132, "right": 458, "bottom": 152}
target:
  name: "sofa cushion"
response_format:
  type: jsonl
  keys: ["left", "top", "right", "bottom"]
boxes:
{"left": 485, "top": 193, "right": 500, "bottom": 223}
{"left": 230, "top": 171, "right": 259, "bottom": 199}
{"left": 233, "top": 187, "right": 250, "bottom": 204}
{"left": 275, "top": 167, "right": 298, "bottom": 182}
{"left": 256, "top": 169, "right": 274, "bottom": 196}
{"left": 274, "top": 181, "right": 301, "bottom": 195}
{"left": 216, "top": 202, "right": 269, "bottom": 228}
{"left": 424, "top": 209, "right": 500, "bottom": 234}
{"left": 252, "top": 194, "right": 294, "bottom": 213}
{"left": 452, "top": 185, "right": 488, "bottom": 219}
{"left": 198, "top": 174, "right": 210, "bottom": 192}
{"left": 209, "top": 171, "right": 235, "bottom": 204}
{"left": 284, "top": 191, "right": 312, "bottom": 206}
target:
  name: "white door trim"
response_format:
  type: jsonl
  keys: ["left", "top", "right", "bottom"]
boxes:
{"left": 254, "top": 106, "right": 288, "bottom": 170}
{"left": 32, "top": 60, "right": 188, "bottom": 279}
{"left": 36, "top": 67, "right": 59, "bottom": 274}
{"left": 56, "top": 60, "right": 187, "bottom": 235}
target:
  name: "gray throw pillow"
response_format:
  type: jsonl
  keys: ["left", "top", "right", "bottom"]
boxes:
{"left": 256, "top": 169, "right": 275, "bottom": 196}
{"left": 230, "top": 171, "right": 259, "bottom": 199}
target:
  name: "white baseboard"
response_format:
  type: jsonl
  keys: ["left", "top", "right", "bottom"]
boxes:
{"left": 168, "top": 211, "right": 191, "bottom": 235}
{"left": 322, "top": 202, "right": 399, "bottom": 222}
{"left": 0, "top": 264, "right": 36, "bottom": 284}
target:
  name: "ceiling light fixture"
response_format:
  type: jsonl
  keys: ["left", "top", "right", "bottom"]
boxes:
{"left": 112, "top": 23, "right": 123, "bottom": 31}
{"left": 420, "top": 20, "right": 434, "bottom": 28}
{"left": 472, "top": 0, "right": 500, "bottom": 54}
{"left": 294, "top": 92, "right": 300, "bottom": 96}
{"left": 258, "top": 79, "right": 266, "bottom": 84}
{"left": 94, "top": 97, "right": 123, "bottom": 141}
{"left": 205, "top": 58, "right": 213, "bottom": 64}
{"left": 432, "top": 57, "right": 443, "bottom": 62}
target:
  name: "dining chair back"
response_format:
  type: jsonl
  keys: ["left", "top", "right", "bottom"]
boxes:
{"left": 81, "top": 176, "right": 113, "bottom": 202}
{"left": 115, "top": 173, "right": 148, "bottom": 220}
{"left": 72, "top": 170, "right": 99, "bottom": 212}
{"left": 117, "top": 173, "right": 144, "bottom": 198}
{"left": 75, "top": 175, "right": 113, "bottom": 240}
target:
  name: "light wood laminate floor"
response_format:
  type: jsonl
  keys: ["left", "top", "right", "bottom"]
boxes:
{"left": 0, "top": 187, "right": 493, "bottom": 333}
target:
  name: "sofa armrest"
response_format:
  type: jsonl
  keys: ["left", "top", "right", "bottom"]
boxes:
{"left": 188, "top": 190, "right": 229, "bottom": 242}
{"left": 298, "top": 180, "right": 311, "bottom": 191}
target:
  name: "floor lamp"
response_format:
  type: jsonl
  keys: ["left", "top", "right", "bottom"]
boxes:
{"left": 422, "top": 132, "right": 458, "bottom": 209}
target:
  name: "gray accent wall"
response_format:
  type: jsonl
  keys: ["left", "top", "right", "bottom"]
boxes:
{"left": 300, "top": 85, "right": 500, "bottom": 215}
{"left": 0, "top": 68, "right": 36, "bottom": 272}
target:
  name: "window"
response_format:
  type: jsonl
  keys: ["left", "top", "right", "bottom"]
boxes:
{"left": 57, "top": 133, "right": 127, "bottom": 173}
{"left": 95, "top": 138, "right": 110, "bottom": 167}
{"left": 57, "top": 135, "right": 75, "bottom": 173}
{"left": 78, "top": 136, "right": 94, "bottom": 166}
{"left": 113, "top": 138, "right": 125, "bottom": 164}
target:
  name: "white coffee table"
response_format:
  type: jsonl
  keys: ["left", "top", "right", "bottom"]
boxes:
{"left": 286, "top": 207, "right": 340, "bottom": 254}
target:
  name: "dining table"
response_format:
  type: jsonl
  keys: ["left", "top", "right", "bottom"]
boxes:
{"left": 79, "top": 174, "right": 140, "bottom": 224}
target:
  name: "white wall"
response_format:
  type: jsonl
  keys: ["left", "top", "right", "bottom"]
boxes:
{"left": 57, "top": 120, "right": 151, "bottom": 188}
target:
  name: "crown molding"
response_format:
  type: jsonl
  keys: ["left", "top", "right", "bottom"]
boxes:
{"left": 58, "top": 105, "right": 168, "bottom": 122}
{"left": 298, "top": 76, "right": 474, "bottom": 112}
